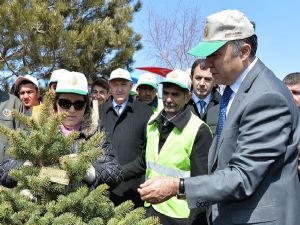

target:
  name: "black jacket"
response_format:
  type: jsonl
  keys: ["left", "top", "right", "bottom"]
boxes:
{"left": 99, "top": 96, "right": 153, "bottom": 206}
{"left": 122, "top": 105, "right": 212, "bottom": 178}
{"left": 189, "top": 87, "right": 221, "bottom": 136}
{"left": 74, "top": 116, "right": 123, "bottom": 188}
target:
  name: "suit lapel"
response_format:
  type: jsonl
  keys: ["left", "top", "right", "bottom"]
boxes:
{"left": 210, "top": 59, "right": 266, "bottom": 171}
{"left": 208, "top": 137, "right": 218, "bottom": 173}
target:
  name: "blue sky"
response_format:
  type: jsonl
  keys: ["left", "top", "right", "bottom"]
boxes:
{"left": 131, "top": 0, "right": 300, "bottom": 80}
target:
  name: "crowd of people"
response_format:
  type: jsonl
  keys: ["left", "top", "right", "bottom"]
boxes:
{"left": 1, "top": 9, "right": 300, "bottom": 225}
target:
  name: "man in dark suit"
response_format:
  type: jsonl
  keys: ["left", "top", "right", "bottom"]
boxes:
{"left": 99, "top": 68, "right": 152, "bottom": 207}
{"left": 189, "top": 59, "right": 220, "bottom": 136}
{"left": 138, "top": 9, "right": 300, "bottom": 225}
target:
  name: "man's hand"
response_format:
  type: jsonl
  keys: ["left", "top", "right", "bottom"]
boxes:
{"left": 138, "top": 176, "right": 179, "bottom": 204}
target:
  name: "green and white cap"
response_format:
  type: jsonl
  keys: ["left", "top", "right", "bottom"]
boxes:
{"left": 14, "top": 74, "right": 39, "bottom": 89}
{"left": 188, "top": 9, "right": 255, "bottom": 58}
{"left": 50, "top": 69, "right": 69, "bottom": 83}
{"left": 56, "top": 71, "right": 88, "bottom": 95}
{"left": 160, "top": 69, "right": 191, "bottom": 91}
{"left": 137, "top": 73, "right": 158, "bottom": 89}
{"left": 109, "top": 68, "right": 132, "bottom": 81}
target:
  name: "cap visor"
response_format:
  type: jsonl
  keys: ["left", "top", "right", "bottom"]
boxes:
{"left": 188, "top": 40, "right": 227, "bottom": 57}
{"left": 160, "top": 81, "right": 189, "bottom": 90}
{"left": 109, "top": 77, "right": 132, "bottom": 81}
{"left": 56, "top": 89, "right": 88, "bottom": 95}
{"left": 137, "top": 82, "right": 158, "bottom": 90}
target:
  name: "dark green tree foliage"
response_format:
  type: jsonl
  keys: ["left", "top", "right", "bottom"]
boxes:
{"left": 0, "top": 0, "right": 142, "bottom": 87}
{"left": 0, "top": 93, "right": 160, "bottom": 225}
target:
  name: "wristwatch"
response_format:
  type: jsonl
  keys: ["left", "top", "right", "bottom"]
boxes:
{"left": 177, "top": 178, "right": 186, "bottom": 199}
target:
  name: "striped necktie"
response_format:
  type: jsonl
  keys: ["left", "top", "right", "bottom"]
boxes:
{"left": 115, "top": 105, "right": 122, "bottom": 116}
{"left": 199, "top": 100, "right": 206, "bottom": 116}
{"left": 216, "top": 86, "right": 233, "bottom": 143}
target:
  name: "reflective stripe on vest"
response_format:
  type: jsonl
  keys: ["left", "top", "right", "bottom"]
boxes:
{"left": 145, "top": 112, "right": 204, "bottom": 218}
{"left": 146, "top": 161, "right": 190, "bottom": 179}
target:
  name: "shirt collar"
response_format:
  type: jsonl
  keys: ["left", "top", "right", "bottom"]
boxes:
{"left": 60, "top": 123, "right": 81, "bottom": 136}
{"left": 150, "top": 105, "right": 191, "bottom": 131}
{"left": 106, "top": 96, "right": 134, "bottom": 113}
{"left": 192, "top": 92, "right": 211, "bottom": 105}
{"left": 112, "top": 99, "right": 128, "bottom": 108}
{"left": 229, "top": 57, "right": 258, "bottom": 93}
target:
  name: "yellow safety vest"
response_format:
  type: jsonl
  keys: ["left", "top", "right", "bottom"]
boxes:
{"left": 145, "top": 112, "right": 204, "bottom": 218}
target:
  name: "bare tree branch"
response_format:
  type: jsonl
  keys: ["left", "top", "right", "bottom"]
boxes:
{"left": 144, "top": 2, "right": 202, "bottom": 70}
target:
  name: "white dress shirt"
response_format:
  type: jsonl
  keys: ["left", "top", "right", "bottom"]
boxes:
{"left": 112, "top": 99, "right": 128, "bottom": 115}
{"left": 227, "top": 57, "right": 258, "bottom": 115}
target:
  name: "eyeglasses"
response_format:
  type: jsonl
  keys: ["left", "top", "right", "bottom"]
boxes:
{"left": 57, "top": 99, "right": 86, "bottom": 111}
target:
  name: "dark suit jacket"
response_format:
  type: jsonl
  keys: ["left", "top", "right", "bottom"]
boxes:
{"left": 99, "top": 96, "right": 152, "bottom": 206}
{"left": 189, "top": 88, "right": 220, "bottom": 136}
{"left": 185, "top": 59, "right": 300, "bottom": 225}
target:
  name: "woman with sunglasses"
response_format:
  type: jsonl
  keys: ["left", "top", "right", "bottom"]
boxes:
{"left": 0, "top": 71, "right": 123, "bottom": 189}
{"left": 53, "top": 71, "right": 123, "bottom": 188}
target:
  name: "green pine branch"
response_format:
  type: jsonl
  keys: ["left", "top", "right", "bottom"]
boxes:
{"left": 0, "top": 90, "right": 161, "bottom": 224}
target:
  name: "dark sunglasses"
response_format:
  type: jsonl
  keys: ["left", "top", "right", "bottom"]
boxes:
{"left": 57, "top": 98, "right": 86, "bottom": 110}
